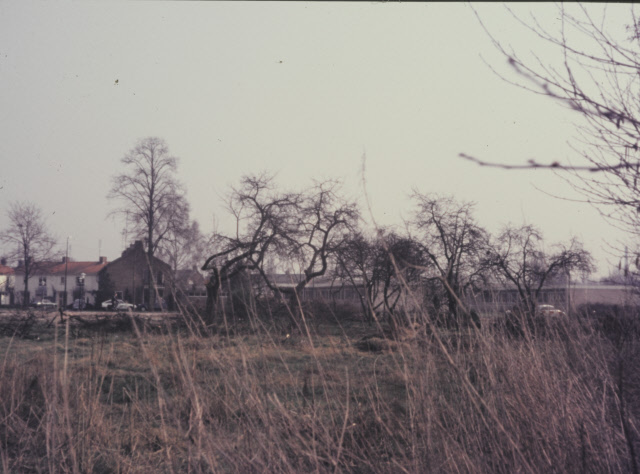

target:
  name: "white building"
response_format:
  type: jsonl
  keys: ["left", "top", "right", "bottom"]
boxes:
{"left": 0, "top": 260, "right": 14, "bottom": 306}
{"left": 13, "top": 256, "right": 108, "bottom": 307}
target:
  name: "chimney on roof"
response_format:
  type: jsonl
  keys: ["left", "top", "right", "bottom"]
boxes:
{"left": 99, "top": 256, "right": 107, "bottom": 264}
{"left": 0, "top": 258, "right": 6, "bottom": 266}
{"left": 62, "top": 256, "right": 67, "bottom": 263}
{"left": 17, "top": 260, "right": 23, "bottom": 268}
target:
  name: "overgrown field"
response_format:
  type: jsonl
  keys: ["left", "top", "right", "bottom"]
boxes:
{"left": 0, "top": 306, "right": 639, "bottom": 473}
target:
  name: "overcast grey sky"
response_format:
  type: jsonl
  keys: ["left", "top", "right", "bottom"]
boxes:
{"left": 0, "top": 2, "right": 630, "bottom": 276}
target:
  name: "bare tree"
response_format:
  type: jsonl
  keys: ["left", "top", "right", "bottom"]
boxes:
{"left": 335, "top": 231, "right": 383, "bottom": 322}
{"left": 266, "top": 179, "right": 359, "bottom": 298}
{"left": 108, "top": 137, "right": 188, "bottom": 307}
{"left": 201, "top": 174, "right": 359, "bottom": 322}
{"left": 469, "top": 4, "right": 640, "bottom": 232}
{"left": 485, "top": 223, "right": 594, "bottom": 316}
{"left": 201, "top": 174, "right": 299, "bottom": 320}
{"left": 157, "top": 218, "right": 207, "bottom": 305}
{"left": 410, "top": 193, "right": 489, "bottom": 323}
{"left": 0, "top": 202, "right": 57, "bottom": 307}
{"left": 376, "top": 231, "right": 430, "bottom": 330}
{"left": 336, "top": 229, "right": 428, "bottom": 324}
{"left": 158, "top": 219, "right": 205, "bottom": 275}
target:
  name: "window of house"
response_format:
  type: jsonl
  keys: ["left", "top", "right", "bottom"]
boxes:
{"left": 60, "top": 276, "right": 65, "bottom": 284}
{"left": 157, "top": 272, "right": 163, "bottom": 285}
{"left": 39, "top": 277, "right": 47, "bottom": 286}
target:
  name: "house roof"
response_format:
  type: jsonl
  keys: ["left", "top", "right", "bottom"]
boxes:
{"left": 0, "top": 265, "right": 14, "bottom": 275}
{"left": 106, "top": 240, "right": 171, "bottom": 272}
{"left": 14, "top": 259, "right": 108, "bottom": 276}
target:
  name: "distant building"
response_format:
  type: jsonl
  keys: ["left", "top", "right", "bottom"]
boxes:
{"left": 263, "top": 273, "right": 364, "bottom": 306}
{"left": 13, "top": 256, "right": 108, "bottom": 306}
{"left": 468, "top": 282, "right": 640, "bottom": 314}
{"left": 101, "top": 240, "right": 172, "bottom": 308}
{"left": 0, "top": 259, "right": 15, "bottom": 306}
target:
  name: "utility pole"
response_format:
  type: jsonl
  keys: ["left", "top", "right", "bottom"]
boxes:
{"left": 63, "top": 236, "right": 70, "bottom": 308}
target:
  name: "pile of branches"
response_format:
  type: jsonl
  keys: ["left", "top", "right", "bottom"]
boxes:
{"left": 69, "top": 312, "right": 182, "bottom": 335}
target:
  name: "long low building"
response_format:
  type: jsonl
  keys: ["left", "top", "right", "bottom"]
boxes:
{"left": 467, "top": 283, "right": 640, "bottom": 314}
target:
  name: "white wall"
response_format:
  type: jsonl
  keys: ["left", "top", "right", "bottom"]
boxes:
{"left": 13, "top": 273, "right": 99, "bottom": 305}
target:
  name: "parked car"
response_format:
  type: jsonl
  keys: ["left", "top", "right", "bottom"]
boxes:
{"left": 102, "top": 299, "right": 124, "bottom": 310}
{"left": 33, "top": 300, "right": 57, "bottom": 310}
{"left": 115, "top": 301, "right": 135, "bottom": 311}
{"left": 101, "top": 299, "right": 113, "bottom": 310}
{"left": 537, "top": 304, "right": 566, "bottom": 317}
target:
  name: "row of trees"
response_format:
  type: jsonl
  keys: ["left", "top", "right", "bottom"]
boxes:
{"left": 0, "top": 136, "right": 594, "bottom": 323}
{"left": 120, "top": 6, "right": 636, "bottom": 327}
{"left": 200, "top": 172, "right": 593, "bottom": 326}
{"left": 102, "top": 6, "right": 640, "bottom": 324}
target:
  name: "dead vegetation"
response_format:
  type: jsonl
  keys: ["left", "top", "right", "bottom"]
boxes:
{"left": 0, "top": 302, "right": 638, "bottom": 473}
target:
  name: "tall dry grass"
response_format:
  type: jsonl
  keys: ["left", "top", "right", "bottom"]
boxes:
{"left": 0, "top": 298, "right": 638, "bottom": 473}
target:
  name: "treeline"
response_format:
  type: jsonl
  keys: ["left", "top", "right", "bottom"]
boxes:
{"left": 201, "top": 172, "right": 593, "bottom": 327}
{"left": 0, "top": 137, "right": 593, "bottom": 323}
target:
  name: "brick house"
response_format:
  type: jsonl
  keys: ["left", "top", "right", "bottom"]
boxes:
{"left": 13, "top": 256, "right": 108, "bottom": 307}
{"left": 101, "top": 240, "right": 172, "bottom": 308}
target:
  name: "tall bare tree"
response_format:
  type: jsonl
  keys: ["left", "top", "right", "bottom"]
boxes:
{"left": 0, "top": 202, "right": 57, "bottom": 306}
{"left": 108, "top": 137, "right": 187, "bottom": 307}
{"left": 485, "top": 224, "right": 594, "bottom": 316}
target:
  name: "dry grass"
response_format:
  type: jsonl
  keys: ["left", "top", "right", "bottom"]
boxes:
{"left": 0, "top": 303, "right": 638, "bottom": 473}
